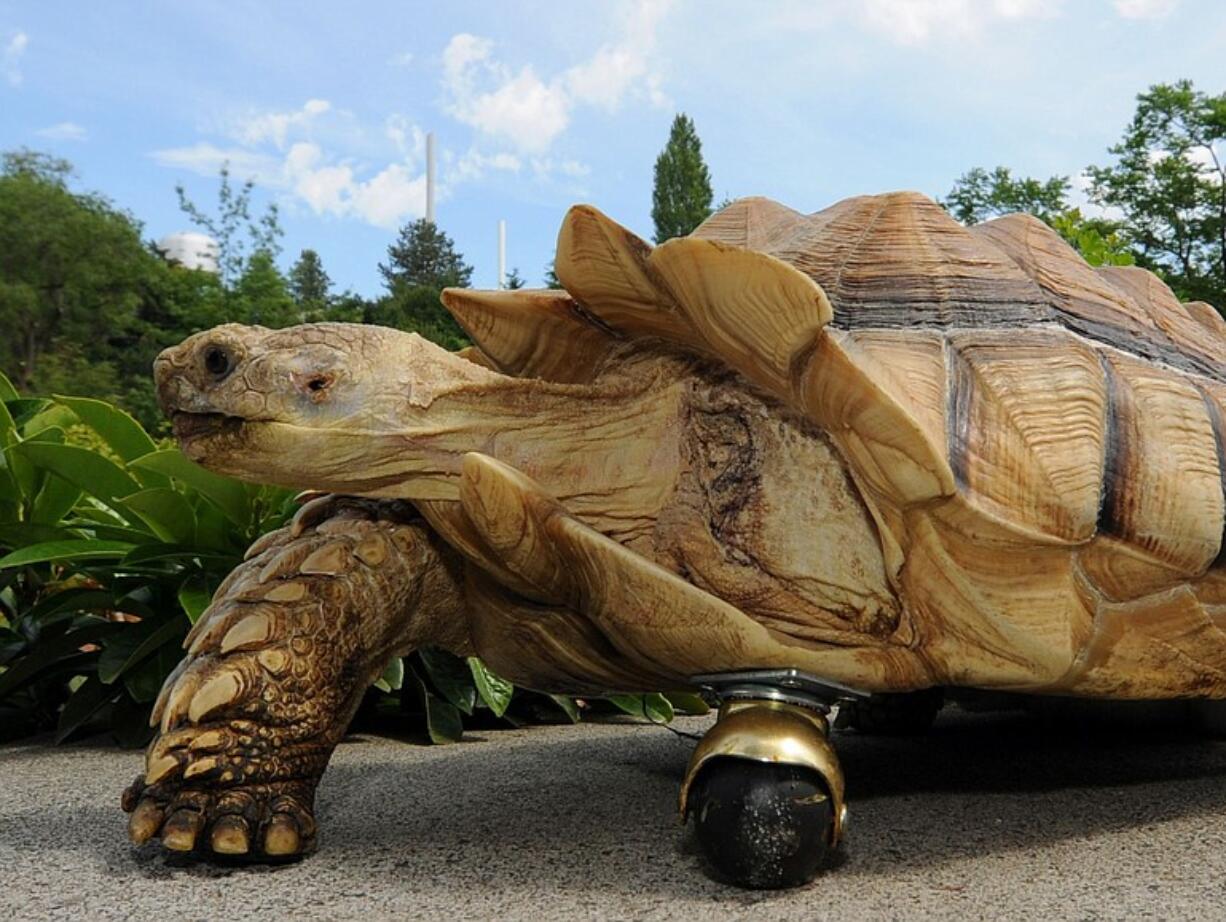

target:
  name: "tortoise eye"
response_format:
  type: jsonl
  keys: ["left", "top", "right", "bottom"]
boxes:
{"left": 203, "top": 345, "right": 233, "bottom": 379}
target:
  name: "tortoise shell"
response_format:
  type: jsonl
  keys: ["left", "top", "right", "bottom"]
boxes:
{"left": 442, "top": 192, "right": 1226, "bottom": 697}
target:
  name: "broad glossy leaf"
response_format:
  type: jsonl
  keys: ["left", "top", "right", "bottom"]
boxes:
{"left": 177, "top": 575, "right": 214, "bottom": 624}
{"left": 0, "top": 372, "right": 18, "bottom": 404}
{"left": 129, "top": 450, "right": 250, "bottom": 527}
{"left": 419, "top": 648, "right": 476, "bottom": 714}
{"left": 0, "top": 523, "right": 75, "bottom": 549}
{"left": 607, "top": 692, "right": 675, "bottom": 724}
{"left": 16, "top": 441, "right": 141, "bottom": 510}
{"left": 0, "top": 620, "right": 112, "bottom": 699}
{"left": 30, "top": 473, "right": 82, "bottom": 525}
{"left": 0, "top": 539, "right": 135, "bottom": 569}
{"left": 119, "top": 488, "right": 195, "bottom": 544}
{"left": 664, "top": 692, "right": 711, "bottom": 716}
{"left": 98, "top": 615, "right": 186, "bottom": 685}
{"left": 54, "top": 396, "right": 161, "bottom": 465}
{"left": 55, "top": 675, "right": 119, "bottom": 742}
{"left": 123, "top": 643, "right": 182, "bottom": 703}
{"left": 121, "top": 543, "right": 235, "bottom": 567}
{"left": 374, "top": 656, "right": 404, "bottom": 693}
{"left": 468, "top": 657, "right": 514, "bottom": 717}
{"left": 548, "top": 694, "right": 582, "bottom": 723}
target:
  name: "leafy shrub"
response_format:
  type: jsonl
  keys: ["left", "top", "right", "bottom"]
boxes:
{"left": 0, "top": 379, "right": 694, "bottom": 745}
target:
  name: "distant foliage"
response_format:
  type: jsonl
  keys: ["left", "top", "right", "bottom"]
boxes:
{"left": 651, "top": 113, "right": 714, "bottom": 243}
{"left": 942, "top": 165, "right": 1135, "bottom": 268}
{"left": 375, "top": 219, "right": 474, "bottom": 349}
{"left": 174, "top": 164, "right": 282, "bottom": 285}
{"left": 1087, "top": 80, "right": 1226, "bottom": 308}
{"left": 942, "top": 166, "right": 1071, "bottom": 226}
{"left": 504, "top": 267, "right": 525, "bottom": 290}
{"left": 288, "top": 249, "right": 333, "bottom": 317}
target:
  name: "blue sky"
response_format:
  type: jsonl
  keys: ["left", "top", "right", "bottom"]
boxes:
{"left": 2, "top": 0, "right": 1223, "bottom": 296}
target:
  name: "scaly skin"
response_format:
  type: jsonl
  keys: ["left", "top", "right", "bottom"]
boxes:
{"left": 122, "top": 496, "right": 466, "bottom": 859}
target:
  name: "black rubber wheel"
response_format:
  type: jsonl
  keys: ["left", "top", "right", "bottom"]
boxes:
{"left": 838, "top": 688, "right": 944, "bottom": 736}
{"left": 688, "top": 756, "right": 836, "bottom": 889}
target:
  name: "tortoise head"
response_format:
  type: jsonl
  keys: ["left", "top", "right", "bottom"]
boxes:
{"left": 154, "top": 322, "right": 501, "bottom": 495}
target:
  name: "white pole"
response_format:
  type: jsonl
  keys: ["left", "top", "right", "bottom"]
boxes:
{"left": 498, "top": 219, "right": 506, "bottom": 290}
{"left": 426, "top": 132, "right": 436, "bottom": 223}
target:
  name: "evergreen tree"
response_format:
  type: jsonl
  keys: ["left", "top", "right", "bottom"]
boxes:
{"left": 232, "top": 250, "right": 297, "bottom": 328}
{"left": 505, "top": 267, "right": 525, "bottom": 290}
{"left": 379, "top": 219, "right": 473, "bottom": 291}
{"left": 543, "top": 259, "right": 562, "bottom": 289}
{"left": 651, "top": 114, "right": 714, "bottom": 243}
{"left": 375, "top": 219, "right": 473, "bottom": 349}
{"left": 288, "top": 249, "right": 332, "bottom": 315}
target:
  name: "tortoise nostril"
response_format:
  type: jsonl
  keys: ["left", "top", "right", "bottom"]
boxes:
{"left": 203, "top": 345, "right": 234, "bottom": 380}
{"left": 307, "top": 376, "right": 329, "bottom": 393}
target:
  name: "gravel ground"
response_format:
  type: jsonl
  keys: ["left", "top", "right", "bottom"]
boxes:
{"left": 2, "top": 706, "right": 1225, "bottom": 921}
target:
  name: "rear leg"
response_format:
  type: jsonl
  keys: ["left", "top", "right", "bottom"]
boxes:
{"left": 121, "top": 496, "right": 466, "bottom": 860}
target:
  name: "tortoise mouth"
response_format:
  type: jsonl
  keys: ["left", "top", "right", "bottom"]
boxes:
{"left": 171, "top": 411, "right": 246, "bottom": 441}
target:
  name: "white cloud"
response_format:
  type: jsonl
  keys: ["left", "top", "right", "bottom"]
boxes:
{"left": 150, "top": 142, "right": 282, "bottom": 182}
{"left": 842, "top": 0, "right": 1062, "bottom": 45}
{"left": 227, "top": 98, "right": 331, "bottom": 150}
{"left": 1113, "top": 0, "right": 1177, "bottom": 17}
{"left": 451, "top": 148, "right": 523, "bottom": 183}
{"left": 3, "top": 31, "right": 27, "bottom": 86}
{"left": 36, "top": 121, "right": 87, "bottom": 141}
{"left": 440, "top": 1, "right": 671, "bottom": 153}
{"left": 153, "top": 109, "right": 435, "bottom": 230}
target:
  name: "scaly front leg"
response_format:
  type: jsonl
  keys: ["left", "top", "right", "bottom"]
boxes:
{"left": 121, "top": 497, "right": 466, "bottom": 860}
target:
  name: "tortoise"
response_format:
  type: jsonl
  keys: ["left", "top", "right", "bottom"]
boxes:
{"left": 123, "top": 191, "right": 1226, "bottom": 888}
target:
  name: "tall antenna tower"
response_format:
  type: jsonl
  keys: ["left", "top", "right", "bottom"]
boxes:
{"left": 426, "top": 132, "right": 436, "bottom": 223}
{"left": 498, "top": 219, "right": 506, "bottom": 289}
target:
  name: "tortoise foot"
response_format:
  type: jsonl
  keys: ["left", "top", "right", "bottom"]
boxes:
{"left": 122, "top": 772, "right": 318, "bottom": 861}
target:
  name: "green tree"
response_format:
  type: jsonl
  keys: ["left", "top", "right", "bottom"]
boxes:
{"left": 232, "top": 250, "right": 298, "bottom": 328}
{"left": 651, "top": 114, "right": 714, "bottom": 243}
{"left": 1087, "top": 80, "right": 1226, "bottom": 308}
{"left": 0, "top": 150, "right": 152, "bottom": 393}
{"left": 288, "top": 249, "right": 332, "bottom": 312}
{"left": 175, "top": 163, "right": 282, "bottom": 285}
{"left": 544, "top": 259, "right": 562, "bottom": 289}
{"left": 379, "top": 219, "right": 473, "bottom": 291}
{"left": 942, "top": 166, "right": 1071, "bottom": 225}
{"left": 942, "top": 164, "right": 1134, "bottom": 268}
{"left": 505, "top": 267, "right": 525, "bottom": 290}
{"left": 375, "top": 219, "right": 473, "bottom": 348}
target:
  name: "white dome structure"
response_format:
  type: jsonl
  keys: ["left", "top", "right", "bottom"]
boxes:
{"left": 157, "top": 232, "right": 220, "bottom": 273}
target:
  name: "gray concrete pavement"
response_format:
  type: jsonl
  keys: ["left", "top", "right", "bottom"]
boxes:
{"left": 2, "top": 708, "right": 1225, "bottom": 921}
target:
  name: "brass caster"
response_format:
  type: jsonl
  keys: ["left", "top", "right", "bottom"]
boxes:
{"left": 680, "top": 693, "right": 849, "bottom": 889}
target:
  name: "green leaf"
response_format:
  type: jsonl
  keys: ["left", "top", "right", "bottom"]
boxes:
{"left": 22, "top": 587, "right": 116, "bottom": 625}
{"left": 373, "top": 656, "right": 404, "bottom": 693}
{"left": 122, "top": 642, "right": 181, "bottom": 703}
{"left": 177, "top": 575, "right": 214, "bottom": 624}
{"left": 0, "top": 621, "right": 112, "bottom": 699}
{"left": 467, "top": 657, "right": 514, "bottom": 717}
{"left": 419, "top": 648, "right": 477, "bottom": 715}
{"left": 54, "top": 396, "right": 160, "bottom": 465}
{"left": 607, "top": 692, "right": 675, "bottom": 724}
{"left": 548, "top": 694, "right": 582, "bottom": 723}
{"left": 30, "top": 473, "right": 82, "bottom": 525}
{"left": 119, "top": 488, "right": 196, "bottom": 544}
{"left": 0, "top": 522, "right": 75, "bottom": 549}
{"left": 0, "top": 371, "right": 18, "bottom": 404}
{"left": 664, "top": 691, "right": 711, "bottom": 716}
{"left": 55, "top": 675, "right": 119, "bottom": 742}
{"left": 424, "top": 693, "right": 464, "bottom": 743}
{"left": 0, "top": 539, "right": 136, "bottom": 569}
{"left": 120, "top": 543, "right": 235, "bottom": 567}
{"left": 15, "top": 441, "right": 141, "bottom": 510}
{"left": 129, "top": 450, "right": 250, "bottom": 527}
{"left": 97, "top": 616, "right": 186, "bottom": 685}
